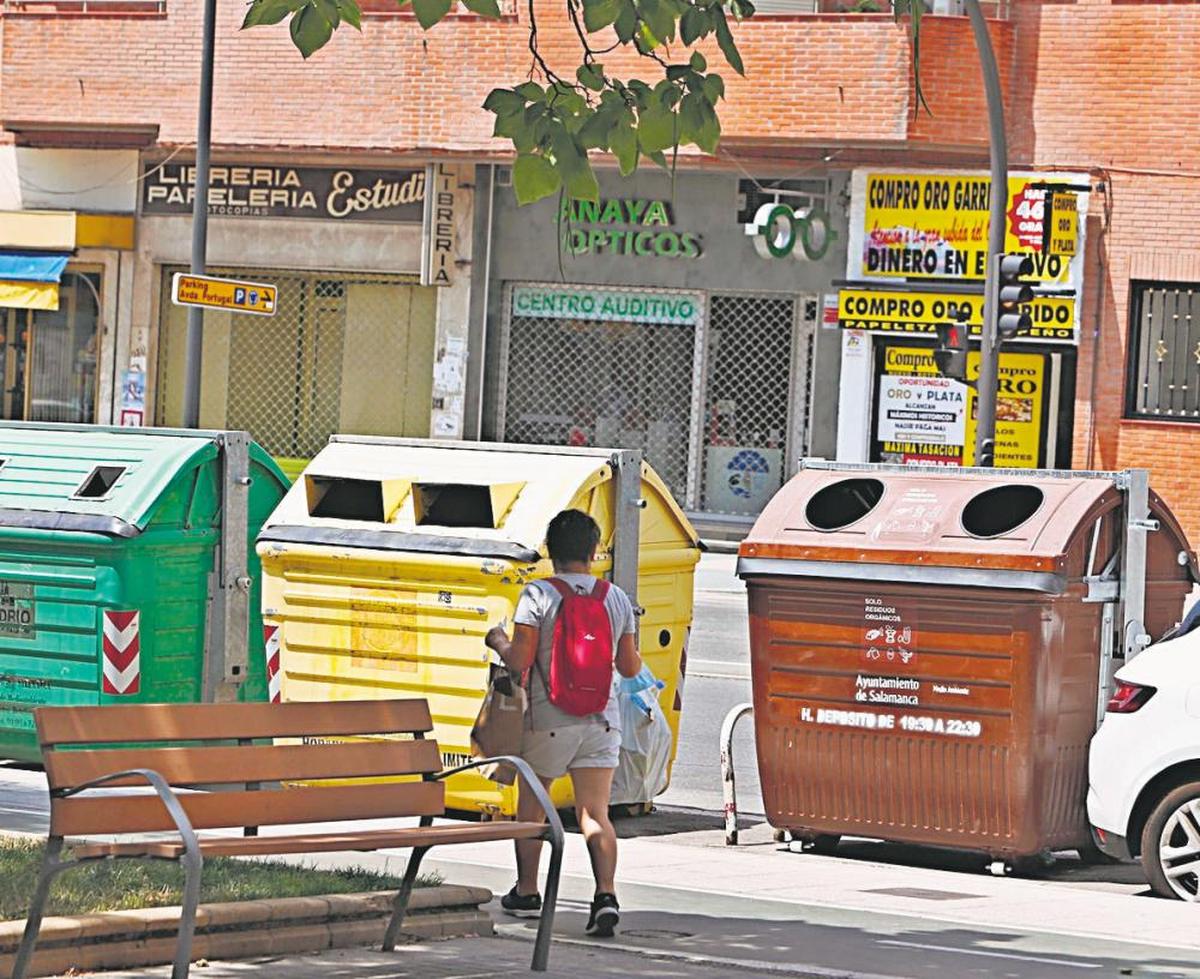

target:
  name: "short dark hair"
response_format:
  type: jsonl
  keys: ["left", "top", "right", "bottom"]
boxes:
{"left": 546, "top": 509, "right": 601, "bottom": 565}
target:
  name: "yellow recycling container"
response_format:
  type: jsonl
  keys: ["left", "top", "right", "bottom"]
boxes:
{"left": 256, "top": 437, "right": 700, "bottom": 815}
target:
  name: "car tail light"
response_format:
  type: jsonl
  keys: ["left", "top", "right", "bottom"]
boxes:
{"left": 1106, "top": 680, "right": 1157, "bottom": 713}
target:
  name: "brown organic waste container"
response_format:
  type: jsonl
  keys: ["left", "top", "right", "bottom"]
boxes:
{"left": 737, "top": 462, "right": 1196, "bottom": 861}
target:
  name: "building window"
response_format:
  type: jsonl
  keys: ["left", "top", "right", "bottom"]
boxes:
{"left": 2, "top": 1, "right": 166, "bottom": 13}
{"left": 1127, "top": 281, "right": 1200, "bottom": 422}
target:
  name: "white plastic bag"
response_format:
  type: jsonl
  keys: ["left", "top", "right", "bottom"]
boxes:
{"left": 611, "top": 668, "right": 673, "bottom": 806}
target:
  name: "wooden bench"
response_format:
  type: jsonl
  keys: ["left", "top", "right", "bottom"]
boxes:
{"left": 13, "top": 699, "right": 564, "bottom": 979}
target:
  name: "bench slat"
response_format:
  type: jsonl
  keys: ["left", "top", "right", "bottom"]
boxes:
{"left": 43, "top": 740, "right": 442, "bottom": 791}
{"left": 49, "top": 781, "right": 446, "bottom": 836}
{"left": 36, "top": 700, "right": 433, "bottom": 747}
{"left": 71, "top": 822, "right": 549, "bottom": 860}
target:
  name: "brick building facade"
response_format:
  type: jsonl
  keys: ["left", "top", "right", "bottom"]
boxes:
{"left": 1, "top": 0, "right": 1197, "bottom": 533}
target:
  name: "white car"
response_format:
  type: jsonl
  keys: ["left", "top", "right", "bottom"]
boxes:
{"left": 1088, "top": 633, "right": 1200, "bottom": 901}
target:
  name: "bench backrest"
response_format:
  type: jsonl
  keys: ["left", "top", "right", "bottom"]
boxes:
{"left": 35, "top": 700, "right": 445, "bottom": 838}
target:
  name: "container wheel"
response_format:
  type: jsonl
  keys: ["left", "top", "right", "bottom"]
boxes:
{"left": 802, "top": 834, "right": 841, "bottom": 856}
{"left": 1140, "top": 780, "right": 1200, "bottom": 902}
{"left": 773, "top": 829, "right": 791, "bottom": 844}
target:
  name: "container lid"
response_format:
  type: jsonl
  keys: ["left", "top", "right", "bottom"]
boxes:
{"left": 0, "top": 422, "right": 228, "bottom": 537}
{"left": 258, "top": 436, "right": 696, "bottom": 561}
{"left": 738, "top": 464, "right": 1184, "bottom": 591}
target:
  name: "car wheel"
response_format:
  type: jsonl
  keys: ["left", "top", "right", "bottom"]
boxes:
{"left": 1140, "top": 781, "right": 1200, "bottom": 902}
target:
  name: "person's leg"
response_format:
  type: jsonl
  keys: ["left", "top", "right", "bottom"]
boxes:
{"left": 514, "top": 772, "right": 555, "bottom": 895}
{"left": 569, "top": 765, "right": 618, "bottom": 895}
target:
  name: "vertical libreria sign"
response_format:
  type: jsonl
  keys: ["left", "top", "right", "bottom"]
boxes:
{"left": 422, "top": 163, "right": 469, "bottom": 287}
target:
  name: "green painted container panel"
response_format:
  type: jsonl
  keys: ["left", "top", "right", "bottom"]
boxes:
{"left": 0, "top": 426, "right": 289, "bottom": 761}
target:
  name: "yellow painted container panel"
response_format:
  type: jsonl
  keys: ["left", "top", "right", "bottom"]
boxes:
{"left": 258, "top": 454, "right": 698, "bottom": 816}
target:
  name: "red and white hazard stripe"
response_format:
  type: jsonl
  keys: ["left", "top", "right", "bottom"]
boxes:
{"left": 264, "top": 622, "right": 282, "bottom": 703}
{"left": 102, "top": 610, "right": 140, "bottom": 696}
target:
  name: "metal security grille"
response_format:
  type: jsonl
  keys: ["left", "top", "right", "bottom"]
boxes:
{"left": 701, "top": 294, "right": 806, "bottom": 515}
{"left": 498, "top": 287, "right": 699, "bottom": 504}
{"left": 157, "top": 267, "right": 435, "bottom": 458}
{"left": 1128, "top": 281, "right": 1200, "bottom": 422}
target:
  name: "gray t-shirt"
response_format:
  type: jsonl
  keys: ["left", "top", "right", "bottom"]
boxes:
{"left": 513, "top": 573, "right": 637, "bottom": 731}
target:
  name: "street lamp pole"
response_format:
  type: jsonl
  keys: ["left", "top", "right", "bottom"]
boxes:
{"left": 182, "top": 0, "right": 218, "bottom": 429}
{"left": 964, "top": 0, "right": 1008, "bottom": 468}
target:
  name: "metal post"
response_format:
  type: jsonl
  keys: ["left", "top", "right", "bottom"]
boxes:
{"left": 964, "top": 0, "right": 1008, "bottom": 467}
{"left": 182, "top": 0, "right": 218, "bottom": 429}
{"left": 610, "top": 450, "right": 643, "bottom": 612}
{"left": 720, "top": 702, "right": 755, "bottom": 845}
{"left": 1121, "top": 468, "right": 1157, "bottom": 661}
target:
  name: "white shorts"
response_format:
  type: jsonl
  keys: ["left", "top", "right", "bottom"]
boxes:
{"left": 520, "top": 723, "right": 620, "bottom": 779}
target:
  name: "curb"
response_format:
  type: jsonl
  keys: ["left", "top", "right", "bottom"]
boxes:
{"left": 0, "top": 885, "right": 493, "bottom": 978}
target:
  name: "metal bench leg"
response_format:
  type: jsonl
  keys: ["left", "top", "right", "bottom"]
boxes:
{"left": 383, "top": 844, "right": 431, "bottom": 952}
{"left": 531, "top": 829, "right": 563, "bottom": 972}
{"left": 172, "top": 841, "right": 204, "bottom": 979}
{"left": 12, "top": 837, "right": 65, "bottom": 979}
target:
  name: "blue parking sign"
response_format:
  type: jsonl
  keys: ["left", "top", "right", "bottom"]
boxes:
{"left": 234, "top": 287, "right": 246, "bottom": 304}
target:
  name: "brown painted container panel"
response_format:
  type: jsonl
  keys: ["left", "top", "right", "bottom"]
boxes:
{"left": 741, "top": 467, "right": 1194, "bottom": 859}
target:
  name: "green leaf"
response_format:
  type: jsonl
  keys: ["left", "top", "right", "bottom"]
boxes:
{"left": 462, "top": 0, "right": 502, "bottom": 15}
{"left": 689, "top": 51, "right": 707, "bottom": 71}
{"left": 614, "top": 1, "right": 639, "bottom": 41}
{"left": 289, "top": 4, "right": 334, "bottom": 56}
{"left": 679, "top": 4, "right": 708, "bottom": 44}
{"left": 702, "top": 72, "right": 725, "bottom": 102}
{"left": 610, "top": 120, "right": 638, "bottom": 176}
{"left": 411, "top": 0, "right": 452, "bottom": 29}
{"left": 731, "top": 0, "right": 754, "bottom": 19}
{"left": 313, "top": 0, "right": 340, "bottom": 28}
{"left": 713, "top": 7, "right": 745, "bottom": 75}
{"left": 646, "top": 149, "right": 669, "bottom": 170}
{"left": 516, "top": 81, "right": 546, "bottom": 102}
{"left": 583, "top": 0, "right": 623, "bottom": 31}
{"left": 666, "top": 64, "right": 690, "bottom": 82}
{"left": 577, "top": 63, "right": 606, "bottom": 92}
{"left": 638, "top": 0, "right": 676, "bottom": 44}
{"left": 577, "top": 109, "right": 614, "bottom": 149}
{"left": 337, "top": 0, "right": 362, "bottom": 29}
{"left": 895, "top": 0, "right": 930, "bottom": 114}
{"left": 553, "top": 132, "right": 600, "bottom": 202}
{"left": 492, "top": 111, "right": 525, "bottom": 139}
{"left": 483, "top": 88, "right": 527, "bottom": 116}
{"left": 512, "top": 154, "right": 562, "bottom": 206}
{"left": 680, "top": 91, "right": 720, "bottom": 153}
{"left": 242, "top": 0, "right": 302, "bottom": 28}
{"left": 637, "top": 104, "right": 677, "bottom": 154}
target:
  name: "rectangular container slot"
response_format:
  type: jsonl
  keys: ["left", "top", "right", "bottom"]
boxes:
{"left": 413, "top": 482, "right": 524, "bottom": 529}
{"left": 73, "top": 466, "right": 125, "bottom": 499}
{"left": 305, "top": 475, "right": 410, "bottom": 523}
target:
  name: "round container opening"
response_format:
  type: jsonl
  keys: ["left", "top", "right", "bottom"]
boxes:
{"left": 961, "top": 485, "right": 1045, "bottom": 539}
{"left": 658, "top": 629, "right": 671, "bottom": 648}
{"left": 805, "top": 478, "right": 885, "bottom": 531}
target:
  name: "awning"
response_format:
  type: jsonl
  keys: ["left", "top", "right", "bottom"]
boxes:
{"left": 0, "top": 251, "right": 70, "bottom": 311}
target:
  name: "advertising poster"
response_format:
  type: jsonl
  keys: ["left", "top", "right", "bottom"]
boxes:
{"left": 853, "top": 172, "right": 1086, "bottom": 286}
{"left": 874, "top": 346, "right": 1047, "bottom": 468}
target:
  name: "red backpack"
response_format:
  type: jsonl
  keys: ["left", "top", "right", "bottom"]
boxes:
{"left": 539, "top": 578, "right": 615, "bottom": 716}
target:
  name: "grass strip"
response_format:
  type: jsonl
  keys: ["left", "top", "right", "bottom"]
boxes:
{"left": 0, "top": 837, "right": 438, "bottom": 920}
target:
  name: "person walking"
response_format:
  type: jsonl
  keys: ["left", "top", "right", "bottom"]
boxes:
{"left": 485, "top": 508, "right": 641, "bottom": 938}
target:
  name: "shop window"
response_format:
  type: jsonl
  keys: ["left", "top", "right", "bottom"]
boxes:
{"left": 700, "top": 294, "right": 805, "bottom": 516}
{"left": 0, "top": 272, "right": 100, "bottom": 425}
{"left": 156, "top": 269, "right": 435, "bottom": 462}
{"left": 1127, "top": 282, "right": 1200, "bottom": 422}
